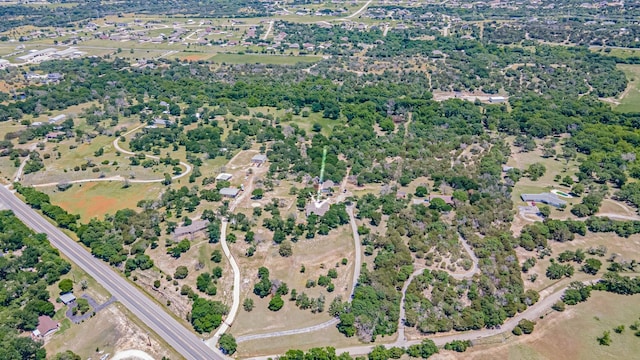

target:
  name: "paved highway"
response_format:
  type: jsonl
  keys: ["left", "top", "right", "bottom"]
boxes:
{"left": 0, "top": 186, "right": 226, "bottom": 360}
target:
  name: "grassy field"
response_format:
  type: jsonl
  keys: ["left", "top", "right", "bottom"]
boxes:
{"left": 460, "top": 292, "right": 640, "bottom": 360}
{"left": 45, "top": 182, "right": 162, "bottom": 221}
{"left": 517, "top": 231, "right": 640, "bottom": 293}
{"left": 210, "top": 53, "right": 322, "bottom": 65}
{"left": 616, "top": 64, "right": 640, "bottom": 113}
{"left": 231, "top": 226, "right": 355, "bottom": 338}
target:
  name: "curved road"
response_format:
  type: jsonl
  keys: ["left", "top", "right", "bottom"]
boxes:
{"left": 247, "top": 278, "right": 601, "bottom": 360}
{"left": 28, "top": 125, "right": 192, "bottom": 188}
{"left": 0, "top": 186, "right": 226, "bottom": 360}
{"left": 207, "top": 219, "right": 241, "bottom": 348}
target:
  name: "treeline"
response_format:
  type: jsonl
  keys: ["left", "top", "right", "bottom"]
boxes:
{"left": 15, "top": 184, "right": 80, "bottom": 231}
{"left": 0, "top": 210, "right": 71, "bottom": 359}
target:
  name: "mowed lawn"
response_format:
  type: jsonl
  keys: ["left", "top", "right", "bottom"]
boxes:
{"left": 616, "top": 64, "right": 640, "bottom": 113}
{"left": 44, "top": 182, "right": 162, "bottom": 221}
{"left": 210, "top": 53, "right": 322, "bottom": 65}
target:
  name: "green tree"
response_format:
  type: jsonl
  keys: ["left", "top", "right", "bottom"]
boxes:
{"left": 218, "top": 333, "right": 237, "bottom": 355}
{"left": 174, "top": 266, "right": 189, "bottom": 279}
{"left": 582, "top": 258, "right": 602, "bottom": 275}
{"left": 55, "top": 351, "right": 81, "bottom": 360}
{"left": 415, "top": 186, "right": 429, "bottom": 197}
{"left": 252, "top": 188, "right": 264, "bottom": 199}
{"left": 268, "top": 294, "right": 284, "bottom": 311}
{"left": 243, "top": 298, "right": 254, "bottom": 312}
{"left": 75, "top": 298, "right": 90, "bottom": 314}
{"left": 58, "top": 279, "right": 73, "bottom": 294}
{"left": 527, "top": 163, "right": 547, "bottom": 181}
{"left": 407, "top": 339, "right": 438, "bottom": 359}
{"left": 598, "top": 330, "right": 612, "bottom": 346}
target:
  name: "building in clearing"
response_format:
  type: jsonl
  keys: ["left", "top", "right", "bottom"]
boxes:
{"left": 216, "top": 173, "right": 233, "bottom": 181}
{"left": 220, "top": 187, "right": 240, "bottom": 198}
{"left": 59, "top": 293, "right": 76, "bottom": 305}
{"left": 521, "top": 193, "right": 566, "bottom": 208}
{"left": 49, "top": 114, "right": 66, "bottom": 123}
{"left": 173, "top": 219, "right": 209, "bottom": 239}
{"left": 32, "top": 315, "right": 58, "bottom": 338}
{"left": 251, "top": 154, "right": 268, "bottom": 165}
{"left": 306, "top": 200, "right": 330, "bottom": 216}
{"left": 489, "top": 96, "right": 506, "bottom": 104}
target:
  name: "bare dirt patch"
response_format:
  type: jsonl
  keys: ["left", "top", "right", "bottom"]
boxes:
{"left": 45, "top": 303, "right": 177, "bottom": 360}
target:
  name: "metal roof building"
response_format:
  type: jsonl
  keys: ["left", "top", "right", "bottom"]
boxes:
{"left": 521, "top": 193, "right": 567, "bottom": 208}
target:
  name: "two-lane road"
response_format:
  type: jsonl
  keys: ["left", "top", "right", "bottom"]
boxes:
{"left": 0, "top": 186, "right": 225, "bottom": 360}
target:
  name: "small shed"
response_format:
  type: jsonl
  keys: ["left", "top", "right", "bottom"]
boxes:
{"left": 220, "top": 187, "right": 240, "bottom": 198}
{"left": 216, "top": 173, "right": 233, "bottom": 181}
{"left": 59, "top": 293, "right": 76, "bottom": 305}
{"left": 49, "top": 114, "right": 66, "bottom": 123}
{"left": 251, "top": 154, "right": 268, "bottom": 165}
{"left": 489, "top": 96, "right": 506, "bottom": 104}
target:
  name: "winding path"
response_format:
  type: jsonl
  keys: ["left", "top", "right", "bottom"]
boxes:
{"left": 450, "top": 233, "right": 480, "bottom": 280}
{"left": 247, "top": 278, "right": 603, "bottom": 360}
{"left": 206, "top": 219, "right": 241, "bottom": 348}
{"left": 28, "top": 124, "right": 192, "bottom": 188}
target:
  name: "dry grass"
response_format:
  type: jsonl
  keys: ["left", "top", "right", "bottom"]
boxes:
{"left": 44, "top": 182, "right": 162, "bottom": 221}
{"left": 45, "top": 303, "right": 179, "bottom": 360}
{"left": 231, "top": 226, "right": 355, "bottom": 337}
{"left": 453, "top": 292, "right": 640, "bottom": 360}
{"left": 516, "top": 232, "right": 640, "bottom": 293}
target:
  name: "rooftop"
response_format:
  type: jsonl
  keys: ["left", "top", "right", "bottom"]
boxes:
{"left": 59, "top": 292, "right": 76, "bottom": 304}
{"left": 220, "top": 187, "right": 240, "bottom": 197}
{"left": 33, "top": 315, "right": 58, "bottom": 337}
{"left": 173, "top": 220, "right": 209, "bottom": 237}
{"left": 251, "top": 154, "right": 268, "bottom": 162}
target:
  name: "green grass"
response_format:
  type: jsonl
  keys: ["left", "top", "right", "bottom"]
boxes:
{"left": 210, "top": 53, "right": 321, "bottom": 65}
{"left": 616, "top": 64, "right": 640, "bottom": 113}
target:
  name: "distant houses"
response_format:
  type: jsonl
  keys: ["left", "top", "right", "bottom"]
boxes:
{"left": 521, "top": 193, "right": 567, "bottom": 208}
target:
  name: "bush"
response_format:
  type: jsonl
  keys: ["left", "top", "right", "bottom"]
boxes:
{"left": 268, "top": 294, "right": 284, "bottom": 311}
{"left": 444, "top": 340, "right": 472, "bottom": 352}
{"left": 218, "top": 333, "right": 237, "bottom": 355}
{"left": 243, "top": 298, "right": 254, "bottom": 312}
{"left": 174, "top": 266, "right": 189, "bottom": 279}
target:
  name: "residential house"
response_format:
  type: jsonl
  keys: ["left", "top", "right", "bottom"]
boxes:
{"left": 521, "top": 193, "right": 567, "bottom": 208}
{"left": 220, "top": 187, "right": 240, "bottom": 198}
{"left": 32, "top": 316, "right": 58, "bottom": 338}
{"left": 251, "top": 154, "right": 268, "bottom": 165}
{"left": 173, "top": 220, "right": 210, "bottom": 239}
